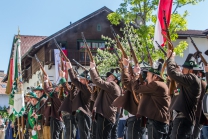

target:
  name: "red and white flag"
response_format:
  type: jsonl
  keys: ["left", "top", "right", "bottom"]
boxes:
{"left": 153, "top": 0, "right": 173, "bottom": 49}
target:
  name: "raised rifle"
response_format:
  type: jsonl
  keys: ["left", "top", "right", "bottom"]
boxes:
{"left": 30, "top": 98, "right": 48, "bottom": 118}
{"left": 110, "top": 25, "right": 140, "bottom": 104}
{"left": 34, "top": 54, "right": 52, "bottom": 87}
{"left": 54, "top": 39, "right": 70, "bottom": 62}
{"left": 81, "top": 32, "right": 100, "bottom": 75}
{"left": 127, "top": 36, "right": 144, "bottom": 84}
{"left": 54, "top": 39, "right": 78, "bottom": 99}
{"left": 145, "top": 46, "right": 154, "bottom": 67}
{"left": 59, "top": 53, "right": 65, "bottom": 101}
{"left": 110, "top": 26, "right": 134, "bottom": 74}
{"left": 110, "top": 25, "right": 129, "bottom": 59}
{"left": 155, "top": 41, "right": 167, "bottom": 56}
{"left": 162, "top": 11, "right": 177, "bottom": 95}
{"left": 189, "top": 36, "right": 207, "bottom": 66}
{"left": 73, "top": 59, "right": 89, "bottom": 72}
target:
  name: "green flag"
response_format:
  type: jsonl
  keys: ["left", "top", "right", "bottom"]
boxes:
{"left": 9, "top": 37, "right": 25, "bottom": 117}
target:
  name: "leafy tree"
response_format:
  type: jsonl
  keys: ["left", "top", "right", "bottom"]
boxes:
{"left": 95, "top": 0, "right": 203, "bottom": 74}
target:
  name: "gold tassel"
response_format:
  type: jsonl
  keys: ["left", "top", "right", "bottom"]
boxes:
{"left": 13, "top": 133, "right": 16, "bottom": 138}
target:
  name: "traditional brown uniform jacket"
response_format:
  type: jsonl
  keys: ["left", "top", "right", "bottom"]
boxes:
{"left": 90, "top": 68, "right": 121, "bottom": 124}
{"left": 43, "top": 97, "right": 51, "bottom": 126}
{"left": 197, "top": 80, "right": 208, "bottom": 125}
{"left": 132, "top": 78, "right": 170, "bottom": 124}
{"left": 167, "top": 57, "right": 201, "bottom": 124}
{"left": 68, "top": 69, "right": 94, "bottom": 117}
{"left": 59, "top": 81, "right": 79, "bottom": 114}
{"left": 113, "top": 67, "right": 138, "bottom": 115}
{"left": 37, "top": 95, "right": 47, "bottom": 126}
{"left": 44, "top": 82, "right": 62, "bottom": 121}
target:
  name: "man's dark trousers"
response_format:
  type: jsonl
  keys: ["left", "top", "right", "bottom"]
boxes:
{"left": 50, "top": 117, "right": 64, "bottom": 139}
{"left": 126, "top": 116, "right": 146, "bottom": 139}
{"left": 96, "top": 113, "right": 114, "bottom": 139}
{"left": 170, "top": 118, "right": 193, "bottom": 139}
{"left": 76, "top": 111, "right": 92, "bottom": 139}
{"left": 147, "top": 119, "right": 169, "bottom": 139}
{"left": 110, "top": 112, "right": 120, "bottom": 139}
{"left": 63, "top": 114, "right": 77, "bottom": 139}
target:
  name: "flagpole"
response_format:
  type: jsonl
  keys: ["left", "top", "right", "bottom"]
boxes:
{"left": 17, "top": 27, "right": 24, "bottom": 139}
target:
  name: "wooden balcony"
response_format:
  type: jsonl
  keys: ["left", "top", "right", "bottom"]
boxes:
{"left": 23, "top": 66, "right": 32, "bottom": 83}
{"left": 68, "top": 50, "right": 97, "bottom": 66}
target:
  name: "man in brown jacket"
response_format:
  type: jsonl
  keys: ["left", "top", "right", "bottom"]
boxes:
{"left": 167, "top": 51, "right": 201, "bottom": 139}
{"left": 113, "top": 61, "right": 147, "bottom": 139}
{"left": 89, "top": 62, "right": 121, "bottom": 139}
{"left": 44, "top": 78, "right": 64, "bottom": 139}
{"left": 191, "top": 65, "right": 207, "bottom": 138}
{"left": 58, "top": 79, "right": 78, "bottom": 139}
{"left": 64, "top": 60, "right": 94, "bottom": 139}
{"left": 123, "top": 58, "right": 170, "bottom": 138}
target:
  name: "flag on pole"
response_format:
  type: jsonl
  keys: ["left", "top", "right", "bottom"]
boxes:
{"left": 5, "top": 58, "right": 13, "bottom": 94}
{"left": 153, "top": 0, "right": 173, "bottom": 49}
{"left": 9, "top": 36, "right": 25, "bottom": 117}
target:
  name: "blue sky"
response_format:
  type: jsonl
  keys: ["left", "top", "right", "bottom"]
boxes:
{"left": 0, "top": 0, "right": 207, "bottom": 73}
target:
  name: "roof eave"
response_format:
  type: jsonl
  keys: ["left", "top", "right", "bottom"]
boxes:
{"left": 177, "top": 34, "right": 207, "bottom": 38}
{"left": 21, "top": 6, "right": 113, "bottom": 60}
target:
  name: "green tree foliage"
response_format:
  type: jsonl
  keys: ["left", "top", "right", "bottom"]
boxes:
{"left": 95, "top": 0, "right": 203, "bottom": 74}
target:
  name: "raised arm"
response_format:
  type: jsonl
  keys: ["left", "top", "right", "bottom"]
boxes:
{"left": 90, "top": 68, "right": 115, "bottom": 92}
{"left": 132, "top": 81, "right": 158, "bottom": 95}
{"left": 167, "top": 58, "right": 196, "bottom": 86}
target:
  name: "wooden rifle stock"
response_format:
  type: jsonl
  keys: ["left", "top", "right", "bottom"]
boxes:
{"left": 81, "top": 32, "right": 99, "bottom": 75}
{"left": 189, "top": 36, "right": 207, "bottom": 66}
{"left": 34, "top": 54, "right": 52, "bottom": 87}
{"left": 162, "top": 11, "right": 176, "bottom": 95}
{"left": 110, "top": 25, "right": 139, "bottom": 104}
{"left": 110, "top": 25, "right": 128, "bottom": 59}
{"left": 145, "top": 46, "right": 153, "bottom": 67}
{"left": 110, "top": 26, "right": 134, "bottom": 74}
{"left": 73, "top": 59, "right": 89, "bottom": 72}
{"left": 127, "top": 37, "right": 144, "bottom": 84}
{"left": 54, "top": 39, "right": 70, "bottom": 62}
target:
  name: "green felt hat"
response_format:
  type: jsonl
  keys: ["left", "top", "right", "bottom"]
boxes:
{"left": 33, "top": 85, "right": 44, "bottom": 91}
{"left": 25, "top": 92, "right": 33, "bottom": 97}
{"left": 106, "top": 72, "right": 119, "bottom": 81}
{"left": 148, "top": 61, "right": 163, "bottom": 79}
{"left": 182, "top": 54, "right": 198, "bottom": 69}
{"left": 79, "top": 71, "right": 91, "bottom": 81}
{"left": 29, "top": 92, "right": 39, "bottom": 99}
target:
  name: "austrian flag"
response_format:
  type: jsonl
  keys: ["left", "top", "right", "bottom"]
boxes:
{"left": 153, "top": 0, "right": 173, "bottom": 49}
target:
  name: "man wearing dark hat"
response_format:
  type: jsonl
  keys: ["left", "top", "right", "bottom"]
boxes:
{"left": 167, "top": 51, "right": 201, "bottom": 139}
{"left": 43, "top": 77, "right": 64, "bottom": 139}
{"left": 113, "top": 62, "right": 147, "bottom": 139}
{"left": 32, "top": 86, "right": 47, "bottom": 139}
{"left": 123, "top": 58, "right": 170, "bottom": 138}
{"left": 201, "top": 64, "right": 208, "bottom": 138}
{"left": 191, "top": 64, "right": 208, "bottom": 138}
{"left": 58, "top": 79, "right": 78, "bottom": 139}
{"left": 64, "top": 60, "right": 95, "bottom": 139}
{"left": 106, "top": 70, "right": 121, "bottom": 139}
{"left": 89, "top": 62, "right": 121, "bottom": 139}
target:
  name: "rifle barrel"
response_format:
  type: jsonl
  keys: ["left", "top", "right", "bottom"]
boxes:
{"left": 72, "top": 59, "right": 88, "bottom": 71}
{"left": 155, "top": 41, "right": 167, "bottom": 55}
